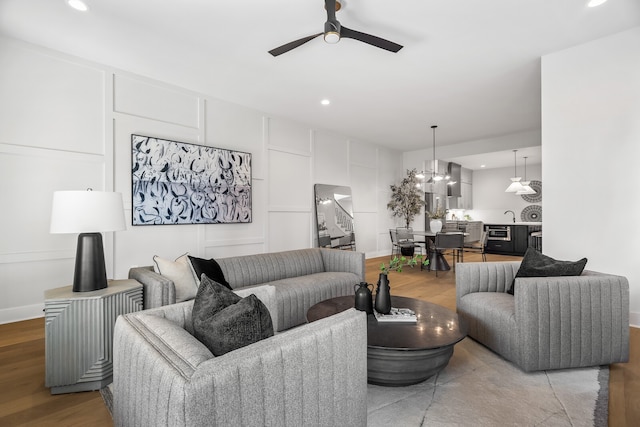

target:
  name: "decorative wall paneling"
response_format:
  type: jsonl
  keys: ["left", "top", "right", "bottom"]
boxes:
{"left": 0, "top": 36, "right": 403, "bottom": 323}
{"left": 313, "top": 131, "right": 350, "bottom": 185}
{"left": 266, "top": 118, "right": 314, "bottom": 252}
{"left": 0, "top": 39, "right": 106, "bottom": 154}
{"left": 113, "top": 75, "right": 200, "bottom": 129}
{"left": 0, "top": 37, "right": 110, "bottom": 323}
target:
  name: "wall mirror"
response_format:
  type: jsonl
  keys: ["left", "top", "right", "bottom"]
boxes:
{"left": 314, "top": 184, "right": 356, "bottom": 250}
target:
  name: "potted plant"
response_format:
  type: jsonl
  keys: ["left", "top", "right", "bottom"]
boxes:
{"left": 387, "top": 169, "right": 424, "bottom": 229}
{"left": 380, "top": 254, "right": 429, "bottom": 274}
{"left": 427, "top": 200, "right": 447, "bottom": 233}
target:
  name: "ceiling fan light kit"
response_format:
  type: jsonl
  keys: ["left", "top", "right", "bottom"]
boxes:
{"left": 269, "top": 0, "right": 402, "bottom": 56}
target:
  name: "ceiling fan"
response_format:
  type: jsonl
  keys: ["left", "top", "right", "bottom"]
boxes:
{"left": 268, "top": 0, "right": 403, "bottom": 57}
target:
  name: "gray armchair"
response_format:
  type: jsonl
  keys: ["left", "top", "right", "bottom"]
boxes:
{"left": 456, "top": 261, "right": 629, "bottom": 372}
{"left": 113, "top": 285, "right": 368, "bottom": 427}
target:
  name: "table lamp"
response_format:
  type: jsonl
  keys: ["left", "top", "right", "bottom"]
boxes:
{"left": 50, "top": 189, "right": 126, "bottom": 292}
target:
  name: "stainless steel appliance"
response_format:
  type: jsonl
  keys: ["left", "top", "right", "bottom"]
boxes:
{"left": 486, "top": 225, "right": 511, "bottom": 241}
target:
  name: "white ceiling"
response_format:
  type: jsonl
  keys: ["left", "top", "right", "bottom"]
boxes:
{"left": 446, "top": 146, "right": 541, "bottom": 172}
{"left": 1, "top": 0, "right": 639, "bottom": 156}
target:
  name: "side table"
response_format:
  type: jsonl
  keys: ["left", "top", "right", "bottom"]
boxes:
{"left": 44, "top": 279, "right": 143, "bottom": 394}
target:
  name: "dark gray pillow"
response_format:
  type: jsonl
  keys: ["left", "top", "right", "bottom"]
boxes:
{"left": 192, "top": 275, "right": 273, "bottom": 356}
{"left": 188, "top": 255, "right": 232, "bottom": 290}
{"left": 508, "top": 248, "right": 587, "bottom": 295}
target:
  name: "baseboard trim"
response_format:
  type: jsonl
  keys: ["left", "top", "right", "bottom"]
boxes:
{"left": 629, "top": 311, "right": 640, "bottom": 328}
{"left": 366, "top": 250, "right": 392, "bottom": 259}
{"left": 0, "top": 303, "right": 44, "bottom": 325}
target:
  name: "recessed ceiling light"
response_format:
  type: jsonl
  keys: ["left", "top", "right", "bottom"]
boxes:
{"left": 480, "top": 165, "right": 486, "bottom": 168}
{"left": 587, "top": 0, "right": 608, "bottom": 7}
{"left": 320, "top": 99, "right": 331, "bottom": 106}
{"left": 67, "top": 0, "right": 88, "bottom": 12}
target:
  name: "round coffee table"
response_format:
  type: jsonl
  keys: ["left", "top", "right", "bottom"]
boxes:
{"left": 307, "top": 295, "right": 467, "bottom": 386}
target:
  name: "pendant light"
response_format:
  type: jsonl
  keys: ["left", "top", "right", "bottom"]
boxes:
{"left": 505, "top": 149, "right": 523, "bottom": 192}
{"left": 516, "top": 156, "right": 536, "bottom": 195}
{"left": 427, "top": 125, "right": 447, "bottom": 183}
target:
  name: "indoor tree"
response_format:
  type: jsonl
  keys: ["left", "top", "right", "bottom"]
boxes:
{"left": 387, "top": 169, "right": 424, "bottom": 229}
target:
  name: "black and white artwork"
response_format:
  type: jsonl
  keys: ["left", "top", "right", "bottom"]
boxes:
{"left": 521, "top": 180, "right": 542, "bottom": 203}
{"left": 521, "top": 205, "right": 542, "bottom": 222}
{"left": 131, "top": 135, "right": 251, "bottom": 225}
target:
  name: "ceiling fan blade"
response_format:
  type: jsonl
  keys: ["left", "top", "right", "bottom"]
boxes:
{"left": 269, "top": 33, "right": 323, "bottom": 57}
{"left": 340, "top": 26, "right": 403, "bottom": 53}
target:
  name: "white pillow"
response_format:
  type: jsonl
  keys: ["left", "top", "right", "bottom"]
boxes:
{"left": 153, "top": 253, "right": 198, "bottom": 303}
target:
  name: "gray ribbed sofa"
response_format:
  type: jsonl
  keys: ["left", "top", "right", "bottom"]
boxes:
{"left": 456, "top": 261, "right": 630, "bottom": 372}
{"left": 113, "top": 285, "right": 367, "bottom": 427}
{"left": 129, "top": 248, "right": 365, "bottom": 331}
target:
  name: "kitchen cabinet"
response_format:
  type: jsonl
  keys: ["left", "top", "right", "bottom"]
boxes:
{"left": 447, "top": 167, "right": 473, "bottom": 210}
{"left": 486, "top": 239, "right": 514, "bottom": 254}
{"left": 513, "top": 226, "right": 529, "bottom": 255}
{"left": 460, "top": 167, "right": 472, "bottom": 210}
{"left": 460, "top": 182, "right": 472, "bottom": 210}
{"left": 485, "top": 224, "right": 541, "bottom": 256}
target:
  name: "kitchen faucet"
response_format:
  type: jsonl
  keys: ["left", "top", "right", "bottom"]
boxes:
{"left": 504, "top": 210, "right": 516, "bottom": 223}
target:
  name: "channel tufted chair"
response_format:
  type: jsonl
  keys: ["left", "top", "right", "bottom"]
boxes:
{"left": 113, "top": 285, "right": 367, "bottom": 427}
{"left": 456, "top": 261, "right": 629, "bottom": 372}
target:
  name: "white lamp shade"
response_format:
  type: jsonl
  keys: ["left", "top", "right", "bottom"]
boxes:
{"left": 516, "top": 182, "right": 537, "bottom": 195}
{"left": 505, "top": 177, "right": 523, "bottom": 193}
{"left": 50, "top": 190, "right": 126, "bottom": 233}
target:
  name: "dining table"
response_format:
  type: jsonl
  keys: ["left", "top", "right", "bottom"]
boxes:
{"left": 406, "top": 230, "right": 467, "bottom": 272}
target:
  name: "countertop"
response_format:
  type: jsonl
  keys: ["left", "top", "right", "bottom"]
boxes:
{"left": 484, "top": 222, "right": 542, "bottom": 226}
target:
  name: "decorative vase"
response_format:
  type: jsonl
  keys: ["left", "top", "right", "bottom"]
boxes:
{"left": 400, "top": 246, "right": 415, "bottom": 256}
{"left": 430, "top": 219, "right": 443, "bottom": 233}
{"left": 354, "top": 282, "right": 374, "bottom": 314}
{"left": 374, "top": 273, "right": 391, "bottom": 314}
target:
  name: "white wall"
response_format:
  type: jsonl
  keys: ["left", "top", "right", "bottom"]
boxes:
{"left": 0, "top": 36, "right": 402, "bottom": 323}
{"left": 542, "top": 27, "right": 640, "bottom": 325}
{"left": 467, "top": 163, "right": 542, "bottom": 224}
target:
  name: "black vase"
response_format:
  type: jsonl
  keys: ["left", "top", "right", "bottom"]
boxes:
{"left": 374, "top": 273, "right": 391, "bottom": 314}
{"left": 354, "top": 282, "right": 374, "bottom": 314}
{"left": 400, "top": 246, "right": 415, "bottom": 257}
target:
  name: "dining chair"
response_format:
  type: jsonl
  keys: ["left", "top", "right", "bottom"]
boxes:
{"left": 389, "top": 230, "right": 403, "bottom": 259}
{"left": 434, "top": 232, "right": 464, "bottom": 276}
{"left": 390, "top": 230, "right": 415, "bottom": 259}
{"left": 396, "top": 227, "right": 424, "bottom": 256}
{"left": 463, "top": 230, "right": 487, "bottom": 262}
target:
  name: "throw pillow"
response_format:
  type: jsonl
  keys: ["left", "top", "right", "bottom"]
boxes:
{"left": 192, "top": 275, "right": 274, "bottom": 356}
{"left": 188, "top": 255, "right": 232, "bottom": 290}
{"left": 508, "top": 248, "right": 587, "bottom": 295}
{"left": 153, "top": 253, "right": 198, "bottom": 302}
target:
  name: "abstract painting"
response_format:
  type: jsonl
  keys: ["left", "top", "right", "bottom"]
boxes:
{"left": 131, "top": 134, "right": 251, "bottom": 225}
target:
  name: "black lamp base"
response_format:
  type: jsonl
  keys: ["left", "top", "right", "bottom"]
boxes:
{"left": 73, "top": 232, "right": 108, "bottom": 292}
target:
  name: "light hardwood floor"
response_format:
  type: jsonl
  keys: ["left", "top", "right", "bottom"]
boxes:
{"left": 0, "top": 252, "right": 637, "bottom": 426}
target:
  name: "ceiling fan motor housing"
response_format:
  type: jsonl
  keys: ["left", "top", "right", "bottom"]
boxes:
{"left": 324, "top": 21, "right": 341, "bottom": 43}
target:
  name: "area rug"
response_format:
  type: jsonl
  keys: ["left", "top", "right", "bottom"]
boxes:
{"left": 367, "top": 338, "right": 609, "bottom": 427}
